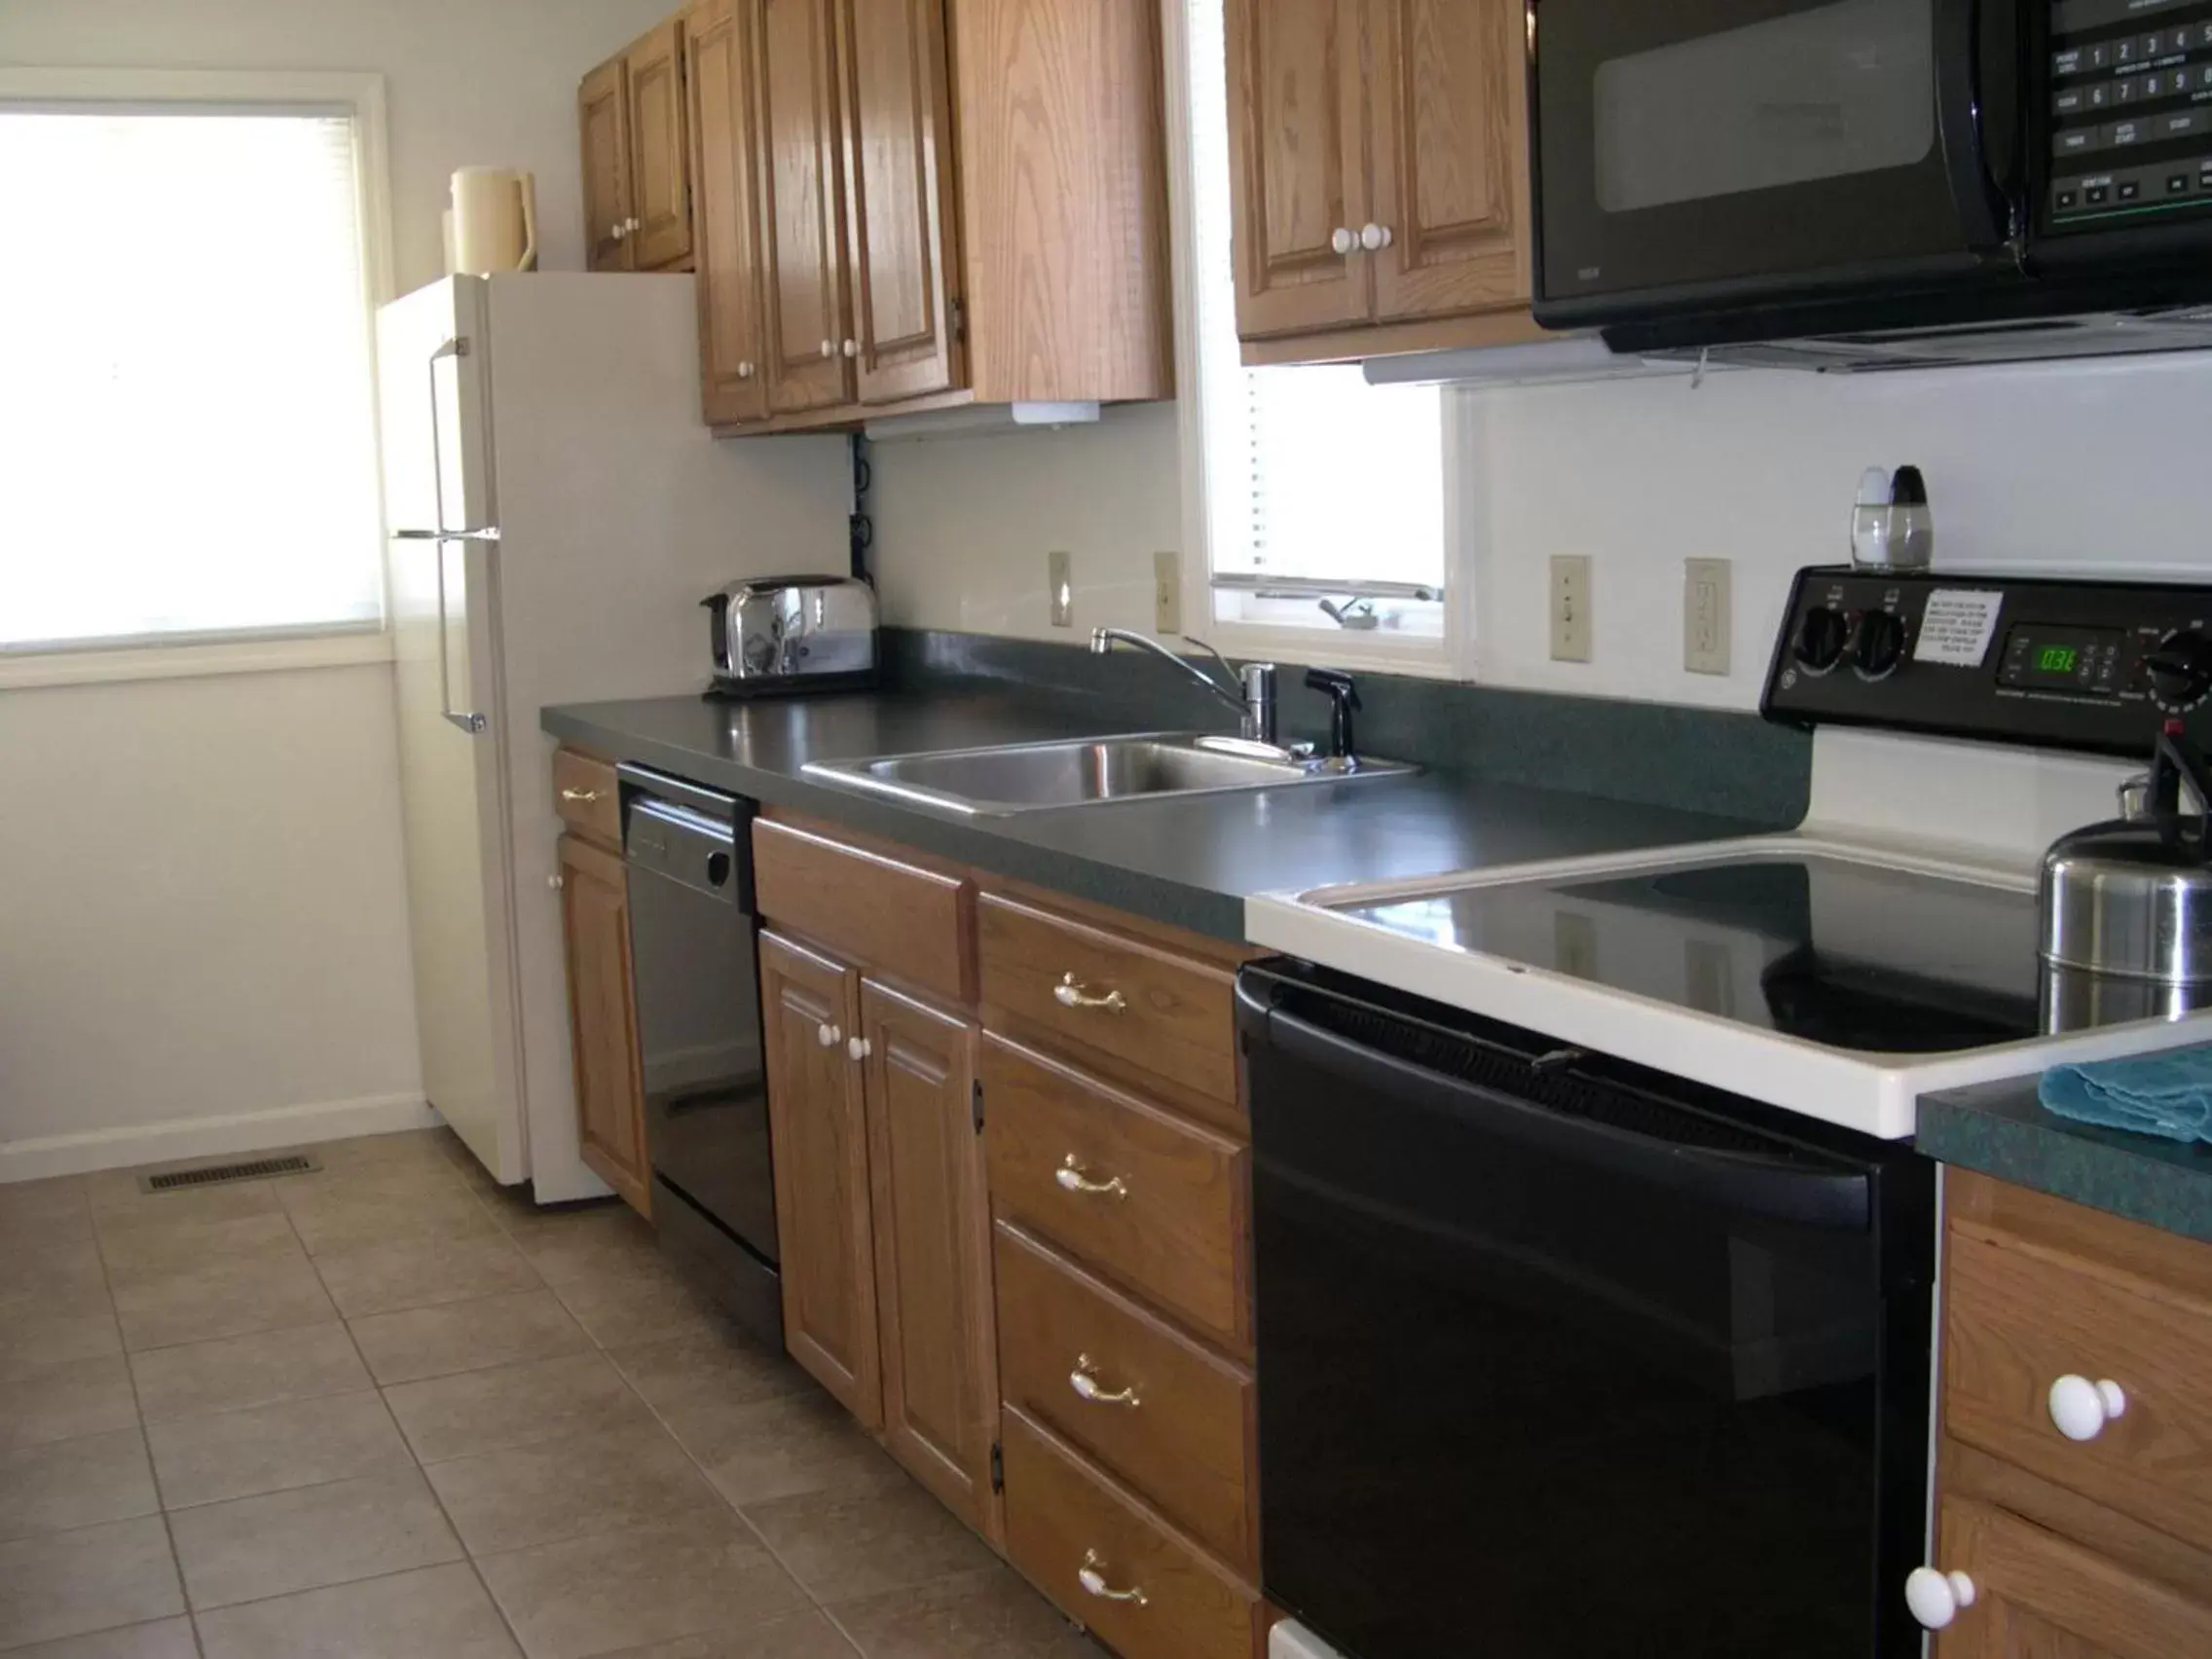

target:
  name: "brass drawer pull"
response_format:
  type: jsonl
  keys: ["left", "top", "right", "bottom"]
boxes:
{"left": 560, "top": 787, "right": 604, "bottom": 803}
{"left": 1078, "top": 1550, "right": 1148, "bottom": 1606}
{"left": 1069, "top": 1355, "right": 1140, "bottom": 1409}
{"left": 1053, "top": 973, "right": 1126, "bottom": 1014}
{"left": 1056, "top": 1156, "right": 1127, "bottom": 1200}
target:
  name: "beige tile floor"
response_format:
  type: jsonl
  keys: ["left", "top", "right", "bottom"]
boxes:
{"left": 0, "top": 1129, "right": 1100, "bottom": 1659}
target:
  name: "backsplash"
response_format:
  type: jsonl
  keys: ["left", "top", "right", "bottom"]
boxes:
{"left": 867, "top": 353, "right": 2212, "bottom": 716}
{"left": 884, "top": 628, "right": 1811, "bottom": 826}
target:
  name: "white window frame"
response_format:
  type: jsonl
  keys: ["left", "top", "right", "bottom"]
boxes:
{"left": 0, "top": 68, "right": 397, "bottom": 689}
{"left": 1158, "top": 0, "right": 1475, "bottom": 682}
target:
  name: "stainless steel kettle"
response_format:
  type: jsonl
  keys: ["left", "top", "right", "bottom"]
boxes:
{"left": 2041, "top": 725, "right": 2212, "bottom": 1031}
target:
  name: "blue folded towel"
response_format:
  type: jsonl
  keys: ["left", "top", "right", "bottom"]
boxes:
{"left": 2041, "top": 1046, "right": 2212, "bottom": 1144}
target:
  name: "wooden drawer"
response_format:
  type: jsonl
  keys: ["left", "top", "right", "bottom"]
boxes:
{"left": 978, "top": 893, "right": 1239, "bottom": 1118}
{"left": 754, "top": 819, "right": 973, "bottom": 1004}
{"left": 996, "top": 1221, "right": 1255, "bottom": 1571}
{"left": 551, "top": 748, "right": 621, "bottom": 847}
{"left": 983, "top": 1035, "right": 1248, "bottom": 1350}
{"left": 1944, "top": 1181, "right": 2212, "bottom": 1563}
{"left": 1002, "top": 1407, "right": 1259, "bottom": 1659}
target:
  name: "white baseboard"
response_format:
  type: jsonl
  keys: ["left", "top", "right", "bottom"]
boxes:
{"left": 0, "top": 1092, "right": 438, "bottom": 1183}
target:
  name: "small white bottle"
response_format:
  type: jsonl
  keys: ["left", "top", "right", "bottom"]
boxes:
{"left": 1851, "top": 467, "right": 1894, "bottom": 569}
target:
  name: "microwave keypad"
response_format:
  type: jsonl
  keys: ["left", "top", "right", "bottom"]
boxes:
{"left": 2049, "top": 1, "right": 2212, "bottom": 224}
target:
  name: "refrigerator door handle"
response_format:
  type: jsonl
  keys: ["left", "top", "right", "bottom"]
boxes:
{"left": 424, "top": 335, "right": 490, "bottom": 737}
{"left": 433, "top": 535, "right": 489, "bottom": 736}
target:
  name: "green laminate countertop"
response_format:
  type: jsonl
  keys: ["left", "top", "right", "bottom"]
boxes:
{"left": 1919, "top": 1075, "right": 2212, "bottom": 1243}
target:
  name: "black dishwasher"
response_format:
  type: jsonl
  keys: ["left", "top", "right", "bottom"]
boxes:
{"left": 619, "top": 764, "right": 778, "bottom": 1343}
{"left": 1237, "top": 958, "right": 1935, "bottom": 1659}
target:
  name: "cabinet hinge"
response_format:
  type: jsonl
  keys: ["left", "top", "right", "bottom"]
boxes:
{"left": 949, "top": 297, "right": 967, "bottom": 344}
{"left": 989, "top": 1440, "right": 1004, "bottom": 1493}
{"left": 971, "top": 1079, "right": 984, "bottom": 1135}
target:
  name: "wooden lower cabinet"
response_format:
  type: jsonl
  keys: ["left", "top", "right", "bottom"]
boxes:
{"left": 760, "top": 930, "right": 881, "bottom": 1425}
{"left": 557, "top": 833, "right": 651, "bottom": 1217}
{"left": 1931, "top": 1495, "right": 2212, "bottom": 1658}
{"left": 1004, "top": 1408, "right": 1261, "bottom": 1659}
{"left": 862, "top": 977, "right": 1000, "bottom": 1536}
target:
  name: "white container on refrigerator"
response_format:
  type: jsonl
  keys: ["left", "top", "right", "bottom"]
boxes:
{"left": 376, "top": 273, "right": 849, "bottom": 1200}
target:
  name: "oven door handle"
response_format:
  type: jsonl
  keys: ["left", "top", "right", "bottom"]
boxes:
{"left": 1257, "top": 1006, "right": 1871, "bottom": 1233}
{"left": 1934, "top": 0, "right": 2009, "bottom": 249}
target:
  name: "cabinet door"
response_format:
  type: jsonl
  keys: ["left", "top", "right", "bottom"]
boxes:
{"left": 760, "top": 931, "right": 881, "bottom": 1425}
{"left": 860, "top": 979, "right": 999, "bottom": 1535}
{"left": 1366, "top": 0, "right": 1530, "bottom": 322}
{"left": 755, "top": 0, "right": 855, "bottom": 414}
{"left": 1224, "top": 0, "right": 1371, "bottom": 338}
{"left": 579, "top": 57, "right": 635, "bottom": 272}
{"left": 1930, "top": 1495, "right": 2212, "bottom": 1659}
{"left": 558, "top": 834, "right": 650, "bottom": 1217}
{"left": 687, "top": 0, "right": 771, "bottom": 424}
{"left": 626, "top": 18, "right": 695, "bottom": 271}
{"left": 833, "top": 0, "right": 961, "bottom": 404}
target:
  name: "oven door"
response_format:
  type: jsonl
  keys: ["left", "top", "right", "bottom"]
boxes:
{"left": 1239, "top": 962, "right": 1935, "bottom": 1659}
{"left": 1531, "top": 0, "right": 2017, "bottom": 335}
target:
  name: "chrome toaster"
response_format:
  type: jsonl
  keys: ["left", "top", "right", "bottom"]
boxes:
{"left": 702, "top": 575, "right": 878, "bottom": 696}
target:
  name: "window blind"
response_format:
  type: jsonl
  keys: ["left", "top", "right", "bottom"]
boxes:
{"left": 0, "top": 106, "right": 384, "bottom": 651}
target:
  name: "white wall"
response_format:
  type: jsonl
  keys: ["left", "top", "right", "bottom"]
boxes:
{"left": 0, "top": 669, "right": 424, "bottom": 1174}
{"left": 0, "top": 0, "right": 673, "bottom": 1179}
{"left": 869, "top": 404, "right": 1185, "bottom": 643}
{"left": 868, "top": 353, "right": 2212, "bottom": 715}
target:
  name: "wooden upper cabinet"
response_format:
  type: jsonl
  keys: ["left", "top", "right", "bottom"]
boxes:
{"left": 1367, "top": 0, "right": 1530, "bottom": 322}
{"left": 626, "top": 18, "right": 695, "bottom": 270}
{"left": 579, "top": 58, "right": 635, "bottom": 272}
{"left": 760, "top": 931, "right": 881, "bottom": 1427}
{"left": 687, "top": 0, "right": 770, "bottom": 424}
{"left": 1929, "top": 1495, "right": 2212, "bottom": 1659}
{"left": 755, "top": 0, "right": 854, "bottom": 415}
{"left": 861, "top": 979, "right": 999, "bottom": 1537}
{"left": 1224, "top": 0, "right": 1370, "bottom": 338}
{"left": 833, "top": 0, "right": 961, "bottom": 405}
{"left": 557, "top": 834, "right": 650, "bottom": 1217}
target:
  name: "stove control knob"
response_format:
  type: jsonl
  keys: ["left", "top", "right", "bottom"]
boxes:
{"left": 2145, "top": 628, "right": 2212, "bottom": 712}
{"left": 1853, "top": 610, "right": 1907, "bottom": 682}
{"left": 1792, "top": 608, "right": 1848, "bottom": 675}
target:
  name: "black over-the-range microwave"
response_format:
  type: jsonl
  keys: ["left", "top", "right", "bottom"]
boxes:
{"left": 1529, "top": 0, "right": 2212, "bottom": 366}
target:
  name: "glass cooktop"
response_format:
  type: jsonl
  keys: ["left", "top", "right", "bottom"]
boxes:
{"left": 1338, "top": 852, "right": 2044, "bottom": 1055}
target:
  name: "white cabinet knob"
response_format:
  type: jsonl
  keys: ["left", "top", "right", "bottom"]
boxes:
{"left": 847, "top": 1036, "right": 871, "bottom": 1062}
{"left": 842, "top": 339, "right": 859, "bottom": 358}
{"left": 816, "top": 1022, "right": 841, "bottom": 1049}
{"left": 1904, "top": 1567, "right": 1976, "bottom": 1631}
{"left": 547, "top": 874, "right": 565, "bottom": 891}
{"left": 1330, "top": 226, "right": 1356, "bottom": 256}
{"left": 626, "top": 216, "right": 641, "bottom": 233}
{"left": 1360, "top": 222, "right": 1393, "bottom": 251}
{"left": 2048, "top": 1375, "right": 2127, "bottom": 1442}
{"left": 736, "top": 361, "right": 755, "bottom": 380}
{"left": 611, "top": 222, "right": 628, "bottom": 241}
{"left": 820, "top": 339, "right": 835, "bottom": 358}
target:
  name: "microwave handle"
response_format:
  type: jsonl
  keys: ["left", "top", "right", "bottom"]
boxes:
{"left": 1934, "top": 0, "right": 2009, "bottom": 249}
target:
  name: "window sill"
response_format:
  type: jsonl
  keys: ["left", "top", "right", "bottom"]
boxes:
{"left": 1204, "top": 618, "right": 1462, "bottom": 682}
{"left": 0, "top": 629, "right": 395, "bottom": 691}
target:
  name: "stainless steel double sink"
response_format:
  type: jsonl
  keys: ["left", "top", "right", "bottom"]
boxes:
{"left": 801, "top": 732, "right": 1413, "bottom": 817}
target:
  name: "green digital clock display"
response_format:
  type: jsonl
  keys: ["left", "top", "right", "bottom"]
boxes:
{"left": 2038, "top": 645, "right": 2080, "bottom": 674}
{"left": 2002, "top": 626, "right": 2126, "bottom": 697}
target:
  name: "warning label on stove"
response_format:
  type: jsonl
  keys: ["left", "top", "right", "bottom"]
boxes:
{"left": 1913, "top": 589, "right": 2006, "bottom": 668}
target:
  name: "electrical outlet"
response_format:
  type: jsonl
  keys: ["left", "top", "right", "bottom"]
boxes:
{"left": 1551, "top": 555, "right": 1592, "bottom": 663}
{"left": 1684, "top": 558, "right": 1732, "bottom": 676}
{"left": 1049, "top": 550, "right": 1074, "bottom": 628}
{"left": 1154, "top": 551, "right": 1182, "bottom": 634}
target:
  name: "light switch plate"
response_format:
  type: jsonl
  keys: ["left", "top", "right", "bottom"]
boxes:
{"left": 1049, "top": 550, "right": 1074, "bottom": 628}
{"left": 1684, "top": 558, "right": 1732, "bottom": 676}
{"left": 1154, "top": 551, "right": 1182, "bottom": 635}
{"left": 1551, "top": 555, "right": 1592, "bottom": 663}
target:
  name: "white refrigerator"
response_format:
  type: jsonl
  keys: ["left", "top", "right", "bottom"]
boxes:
{"left": 376, "top": 274, "right": 848, "bottom": 1200}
